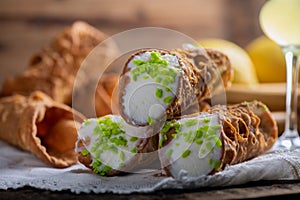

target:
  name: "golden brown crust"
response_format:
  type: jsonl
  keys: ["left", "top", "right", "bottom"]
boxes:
{"left": 0, "top": 91, "right": 86, "bottom": 168}
{"left": 208, "top": 101, "right": 278, "bottom": 171}
{"left": 1, "top": 21, "right": 108, "bottom": 105}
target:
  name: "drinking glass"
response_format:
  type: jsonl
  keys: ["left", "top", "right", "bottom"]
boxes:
{"left": 259, "top": 0, "right": 300, "bottom": 149}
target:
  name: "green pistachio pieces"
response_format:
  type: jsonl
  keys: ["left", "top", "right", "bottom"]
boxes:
{"left": 182, "top": 149, "right": 191, "bottom": 158}
{"left": 166, "top": 149, "right": 174, "bottom": 158}
{"left": 163, "top": 96, "right": 173, "bottom": 104}
{"left": 81, "top": 149, "right": 89, "bottom": 156}
{"left": 185, "top": 119, "right": 198, "bottom": 127}
{"left": 156, "top": 88, "right": 163, "bottom": 98}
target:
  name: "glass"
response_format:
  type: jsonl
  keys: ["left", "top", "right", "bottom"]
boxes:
{"left": 259, "top": 0, "right": 300, "bottom": 150}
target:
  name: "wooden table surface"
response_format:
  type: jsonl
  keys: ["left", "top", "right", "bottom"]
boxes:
{"left": 1, "top": 180, "right": 300, "bottom": 200}
{"left": 1, "top": 0, "right": 300, "bottom": 199}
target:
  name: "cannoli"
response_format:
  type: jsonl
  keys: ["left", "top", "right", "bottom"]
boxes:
{"left": 118, "top": 48, "right": 232, "bottom": 126}
{"left": 158, "top": 101, "right": 277, "bottom": 178}
{"left": 76, "top": 115, "right": 158, "bottom": 176}
{"left": 1, "top": 21, "right": 110, "bottom": 105}
{"left": 0, "top": 91, "right": 85, "bottom": 168}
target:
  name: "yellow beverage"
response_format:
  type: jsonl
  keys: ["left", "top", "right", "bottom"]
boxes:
{"left": 259, "top": 0, "right": 300, "bottom": 46}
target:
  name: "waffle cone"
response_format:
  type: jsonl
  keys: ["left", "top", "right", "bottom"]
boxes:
{"left": 1, "top": 21, "right": 111, "bottom": 105}
{"left": 0, "top": 91, "right": 85, "bottom": 168}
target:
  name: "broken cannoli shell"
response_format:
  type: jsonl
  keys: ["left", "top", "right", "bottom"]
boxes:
{"left": 0, "top": 91, "right": 85, "bottom": 168}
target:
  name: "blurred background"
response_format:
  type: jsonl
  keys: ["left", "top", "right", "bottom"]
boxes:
{"left": 1, "top": 0, "right": 297, "bottom": 133}
{"left": 0, "top": 0, "right": 266, "bottom": 86}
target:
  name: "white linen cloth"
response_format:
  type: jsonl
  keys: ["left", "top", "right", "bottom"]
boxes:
{"left": 0, "top": 140, "right": 300, "bottom": 194}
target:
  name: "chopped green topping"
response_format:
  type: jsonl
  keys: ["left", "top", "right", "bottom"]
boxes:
{"left": 198, "top": 125, "right": 209, "bottom": 133}
{"left": 215, "top": 137, "right": 222, "bottom": 148}
{"left": 92, "top": 160, "right": 113, "bottom": 176}
{"left": 214, "top": 160, "right": 221, "bottom": 170}
{"left": 159, "top": 138, "right": 164, "bottom": 148}
{"left": 119, "top": 162, "right": 125, "bottom": 168}
{"left": 101, "top": 165, "right": 112, "bottom": 176}
{"left": 196, "top": 139, "right": 203, "bottom": 145}
{"left": 110, "top": 136, "right": 128, "bottom": 147}
{"left": 84, "top": 120, "right": 91, "bottom": 126}
{"left": 110, "top": 145, "right": 118, "bottom": 154}
{"left": 133, "top": 60, "right": 145, "bottom": 66}
{"left": 89, "top": 116, "right": 130, "bottom": 167}
{"left": 206, "top": 142, "right": 213, "bottom": 152}
{"left": 262, "top": 104, "right": 268, "bottom": 110}
{"left": 131, "top": 52, "right": 179, "bottom": 90}
{"left": 120, "top": 151, "right": 125, "bottom": 161}
{"left": 195, "top": 129, "right": 203, "bottom": 139}
{"left": 175, "top": 142, "right": 180, "bottom": 146}
{"left": 166, "top": 149, "right": 174, "bottom": 158}
{"left": 159, "top": 120, "right": 182, "bottom": 148}
{"left": 131, "top": 147, "right": 138, "bottom": 154}
{"left": 81, "top": 149, "right": 89, "bottom": 156}
{"left": 200, "top": 149, "right": 206, "bottom": 154}
{"left": 165, "top": 87, "right": 172, "bottom": 92}
{"left": 148, "top": 116, "right": 154, "bottom": 125}
{"left": 156, "top": 76, "right": 162, "bottom": 83}
{"left": 91, "top": 160, "right": 102, "bottom": 174}
{"left": 163, "top": 96, "right": 173, "bottom": 104}
{"left": 143, "top": 75, "right": 149, "bottom": 80}
{"left": 183, "top": 131, "right": 194, "bottom": 143}
{"left": 156, "top": 88, "right": 163, "bottom": 98}
{"left": 185, "top": 119, "right": 198, "bottom": 127}
{"left": 203, "top": 118, "right": 210, "bottom": 123}
{"left": 130, "top": 137, "right": 138, "bottom": 142}
{"left": 182, "top": 149, "right": 191, "bottom": 158}
{"left": 133, "top": 74, "right": 138, "bottom": 81}
{"left": 209, "top": 158, "right": 213, "bottom": 165}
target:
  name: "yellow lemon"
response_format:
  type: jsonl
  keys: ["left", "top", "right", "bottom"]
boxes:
{"left": 246, "top": 36, "right": 286, "bottom": 82}
{"left": 198, "top": 38, "right": 258, "bottom": 84}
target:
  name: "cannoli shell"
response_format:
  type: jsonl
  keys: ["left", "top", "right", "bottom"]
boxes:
{"left": 1, "top": 21, "right": 108, "bottom": 105}
{"left": 0, "top": 91, "right": 85, "bottom": 168}
{"left": 162, "top": 101, "right": 277, "bottom": 176}
{"left": 208, "top": 101, "right": 278, "bottom": 171}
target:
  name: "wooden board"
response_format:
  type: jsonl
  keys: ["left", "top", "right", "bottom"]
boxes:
{"left": 1, "top": 180, "right": 300, "bottom": 199}
{"left": 226, "top": 83, "right": 300, "bottom": 112}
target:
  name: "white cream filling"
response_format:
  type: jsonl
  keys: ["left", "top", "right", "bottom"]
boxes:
{"left": 77, "top": 115, "right": 149, "bottom": 172}
{"left": 159, "top": 113, "right": 223, "bottom": 179}
{"left": 121, "top": 51, "right": 182, "bottom": 125}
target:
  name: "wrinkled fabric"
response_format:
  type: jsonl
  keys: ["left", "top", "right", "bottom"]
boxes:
{"left": 0, "top": 140, "right": 299, "bottom": 194}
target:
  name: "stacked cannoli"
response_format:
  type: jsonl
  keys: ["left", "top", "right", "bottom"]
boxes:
{"left": 118, "top": 47, "right": 232, "bottom": 126}
{"left": 0, "top": 91, "right": 85, "bottom": 167}
{"left": 77, "top": 46, "right": 277, "bottom": 177}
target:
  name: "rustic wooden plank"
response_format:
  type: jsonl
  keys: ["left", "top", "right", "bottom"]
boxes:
{"left": 0, "top": 0, "right": 225, "bottom": 32}
{"left": 0, "top": 181, "right": 300, "bottom": 200}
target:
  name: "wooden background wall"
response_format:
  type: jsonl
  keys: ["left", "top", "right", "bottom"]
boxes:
{"left": 0, "top": 0, "right": 265, "bottom": 86}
